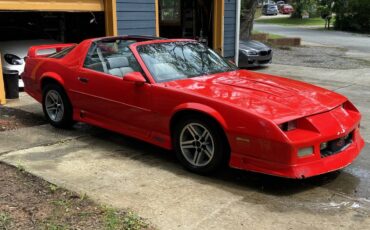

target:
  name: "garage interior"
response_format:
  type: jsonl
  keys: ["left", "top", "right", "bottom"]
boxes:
{"left": 158, "top": 0, "right": 214, "bottom": 49}
{"left": 0, "top": 11, "right": 105, "bottom": 43}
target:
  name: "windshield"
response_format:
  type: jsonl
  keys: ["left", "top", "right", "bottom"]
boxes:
{"left": 137, "top": 41, "right": 237, "bottom": 83}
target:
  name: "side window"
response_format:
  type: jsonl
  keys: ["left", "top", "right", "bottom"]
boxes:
{"left": 83, "top": 40, "right": 142, "bottom": 78}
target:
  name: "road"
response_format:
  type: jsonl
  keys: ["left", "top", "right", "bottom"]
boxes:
{"left": 254, "top": 23, "right": 370, "bottom": 53}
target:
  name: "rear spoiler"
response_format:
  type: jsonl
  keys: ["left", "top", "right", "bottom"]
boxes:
{"left": 27, "top": 43, "right": 76, "bottom": 58}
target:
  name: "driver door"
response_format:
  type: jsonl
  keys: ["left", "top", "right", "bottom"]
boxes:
{"left": 70, "top": 40, "right": 153, "bottom": 137}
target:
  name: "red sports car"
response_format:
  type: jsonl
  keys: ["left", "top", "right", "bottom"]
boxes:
{"left": 22, "top": 36, "right": 364, "bottom": 178}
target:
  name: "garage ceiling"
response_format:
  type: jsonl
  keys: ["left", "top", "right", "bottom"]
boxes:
{"left": 0, "top": 0, "right": 104, "bottom": 12}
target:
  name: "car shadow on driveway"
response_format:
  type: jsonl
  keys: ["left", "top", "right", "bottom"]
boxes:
{"left": 88, "top": 126, "right": 360, "bottom": 198}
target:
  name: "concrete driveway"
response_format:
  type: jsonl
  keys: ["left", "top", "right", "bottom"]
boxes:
{"left": 1, "top": 65, "right": 370, "bottom": 229}
{"left": 254, "top": 23, "right": 370, "bottom": 53}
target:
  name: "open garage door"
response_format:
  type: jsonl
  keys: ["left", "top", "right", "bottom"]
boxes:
{"left": 0, "top": 0, "right": 104, "bottom": 12}
{"left": 0, "top": 0, "right": 112, "bottom": 93}
{"left": 0, "top": 0, "right": 117, "bottom": 103}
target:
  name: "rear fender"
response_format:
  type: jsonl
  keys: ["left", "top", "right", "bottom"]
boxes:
{"left": 40, "top": 72, "right": 65, "bottom": 90}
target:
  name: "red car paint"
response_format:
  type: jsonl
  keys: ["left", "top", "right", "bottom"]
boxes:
{"left": 279, "top": 5, "right": 294, "bottom": 14}
{"left": 22, "top": 37, "right": 364, "bottom": 178}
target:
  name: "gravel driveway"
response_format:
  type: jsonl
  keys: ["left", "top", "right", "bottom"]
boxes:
{"left": 272, "top": 46, "right": 370, "bottom": 69}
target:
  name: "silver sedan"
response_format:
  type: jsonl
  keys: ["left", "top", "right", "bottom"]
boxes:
{"left": 238, "top": 40, "right": 273, "bottom": 68}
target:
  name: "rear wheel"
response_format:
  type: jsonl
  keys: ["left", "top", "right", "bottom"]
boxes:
{"left": 173, "top": 115, "right": 229, "bottom": 174}
{"left": 42, "top": 84, "right": 74, "bottom": 128}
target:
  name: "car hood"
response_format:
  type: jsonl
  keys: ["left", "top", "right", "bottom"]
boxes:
{"left": 0, "top": 39, "right": 58, "bottom": 58}
{"left": 240, "top": 40, "right": 270, "bottom": 51}
{"left": 161, "top": 70, "right": 347, "bottom": 124}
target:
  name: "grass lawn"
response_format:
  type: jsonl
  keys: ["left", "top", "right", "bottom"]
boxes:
{"left": 255, "top": 17, "right": 326, "bottom": 27}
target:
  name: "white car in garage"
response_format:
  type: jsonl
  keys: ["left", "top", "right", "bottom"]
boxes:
{"left": 0, "top": 27, "right": 57, "bottom": 88}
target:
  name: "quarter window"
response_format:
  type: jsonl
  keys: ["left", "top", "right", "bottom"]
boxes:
{"left": 83, "top": 40, "right": 142, "bottom": 78}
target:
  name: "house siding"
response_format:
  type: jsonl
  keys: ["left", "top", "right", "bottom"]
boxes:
{"left": 224, "top": 0, "right": 236, "bottom": 57}
{"left": 116, "top": 0, "right": 236, "bottom": 58}
{"left": 116, "top": 0, "right": 156, "bottom": 36}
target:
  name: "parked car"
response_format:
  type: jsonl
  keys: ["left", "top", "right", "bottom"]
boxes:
{"left": 276, "top": 1, "right": 285, "bottom": 7}
{"left": 238, "top": 40, "right": 272, "bottom": 68}
{"left": 279, "top": 4, "right": 294, "bottom": 14}
{"left": 0, "top": 27, "right": 57, "bottom": 88}
{"left": 22, "top": 36, "right": 364, "bottom": 178}
{"left": 262, "top": 4, "right": 279, "bottom": 15}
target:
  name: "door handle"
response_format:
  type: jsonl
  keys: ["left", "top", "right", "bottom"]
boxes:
{"left": 78, "top": 77, "right": 89, "bottom": 84}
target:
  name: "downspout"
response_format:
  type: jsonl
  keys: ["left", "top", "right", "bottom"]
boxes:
{"left": 234, "top": 0, "right": 241, "bottom": 66}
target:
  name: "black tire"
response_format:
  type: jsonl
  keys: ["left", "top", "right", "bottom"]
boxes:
{"left": 172, "top": 115, "right": 230, "bottom": 174}
{"left": 42, "top": 83, "right": 74, "bottom": 129}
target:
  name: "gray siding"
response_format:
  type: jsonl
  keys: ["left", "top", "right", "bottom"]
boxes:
{"left": 116, "top": 0, "right": 156, "bottom": 36}
{"left": 224, "top": 0, "right": 236, "bottom": 57}
{"left": 116, "top": 0, "right": 236, "bottom": 57}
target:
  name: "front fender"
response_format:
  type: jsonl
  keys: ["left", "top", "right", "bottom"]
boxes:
{"left": 172, "top": 102, "right": 228, "bottom": 130}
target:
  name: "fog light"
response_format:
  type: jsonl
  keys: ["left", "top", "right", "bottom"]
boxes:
{"left": 320, "top": 142, "right": 328, "bottom": 150}
{"left": 298, "top": 147, "right": 313, "bottom": 157}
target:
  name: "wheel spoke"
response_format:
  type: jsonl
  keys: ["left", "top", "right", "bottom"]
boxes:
{"left": 46, "top": 104, "right": 55, "bottom": 109}
{"left": 200, "top": 130, "right": 208, "bottom": 140}
{"left": 193, "top": 150, "right": 201, "bottom": 164}
{"left": 203, "top": 148, "right": 213, "bottom": 159}
{"left": 187, "top": 125, "right": 199, "bottom": 138}
{"left": 49, "top": 93, "right": 58, "bottom": 104}
{"left": 204, "top": 132, "right": 211, "bottom": 142}
{"left": 54, "top": 108, "right": 59, "bottom": 119}
{"left": 181, "top": 140, "right": 195, "bottom": 149}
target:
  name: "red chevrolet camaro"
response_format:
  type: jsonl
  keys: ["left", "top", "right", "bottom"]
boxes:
{"left": 22, "top": 36, "right": 364, "bottom": 178}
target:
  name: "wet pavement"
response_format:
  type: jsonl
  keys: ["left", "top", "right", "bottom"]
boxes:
{"left": 1, "top": 64, "right": 370, "bottom": 229}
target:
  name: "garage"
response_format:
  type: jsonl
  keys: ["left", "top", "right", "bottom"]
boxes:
{"left": 0, "top": 0, "right": 117, "bottom": 98}
{"left": 0, "top": 0, "right": 112, "bottom": 42}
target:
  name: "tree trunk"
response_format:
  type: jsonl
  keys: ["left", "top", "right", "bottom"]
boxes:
{"left": 240, "top": 0, "right": 258, "bottom": 40}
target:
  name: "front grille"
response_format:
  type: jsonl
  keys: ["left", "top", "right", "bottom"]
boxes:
{"left": 321, "top": 132, "right": 353, "bottom": 158}
{"left": 259, "top": 51, "right": 268, "bottom": 56}
{"left": 259, "top": 50, "right": 272, "bottom": 56}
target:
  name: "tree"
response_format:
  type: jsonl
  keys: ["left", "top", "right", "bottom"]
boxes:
{"left": 291, "top": 0, "right": 318, "bottom": 18}
{"left": 317, "top": 0, "right": 335, "bottom": 29}
{"left": 240, "top": 0, "right": 258, "bottom": 40}
{"left": 332, "top": 0, "right": 370, "bottom": 32}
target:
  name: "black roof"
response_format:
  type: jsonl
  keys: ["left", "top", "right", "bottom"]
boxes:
{"left": 95, "top": 35, "right": 166, "bottom": 43}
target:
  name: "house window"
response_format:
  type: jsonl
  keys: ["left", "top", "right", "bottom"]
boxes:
{"left": 160, "top": 0, "right": 181, "bottom": 25}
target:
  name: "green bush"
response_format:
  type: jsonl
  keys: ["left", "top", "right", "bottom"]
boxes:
{"left": 291, "top": 0, "right": 319, "bottom": 18}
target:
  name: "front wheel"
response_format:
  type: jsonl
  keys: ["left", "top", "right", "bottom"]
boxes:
{"left": 42, "top": 84, "right": 74, "bottom": 128}
{"left": 173, "top": 116, "right": 229, "bottom": 174}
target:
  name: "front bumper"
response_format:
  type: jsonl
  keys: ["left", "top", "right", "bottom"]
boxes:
{"left": 231, "top": 128, "right": 364, "bottom": 178}
{"left": 229, "top": 104, "right": 364, "bottom": 178}
{"left": 264, "top": 10, "right": 278, "bottom": 15}
{"left": 238, "top": 52, "right": 272, "bottom": 68}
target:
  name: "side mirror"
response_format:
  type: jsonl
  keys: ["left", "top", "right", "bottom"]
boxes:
{"left": 123, "top": 72, "right": 146, "bottom": 86}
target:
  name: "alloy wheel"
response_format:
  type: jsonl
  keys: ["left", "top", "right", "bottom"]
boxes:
{"left": 45, "top": 90, "right": 65, "bottom": 122}
{"left": 179, "top": 123, "right": 215, "bottom": 167}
